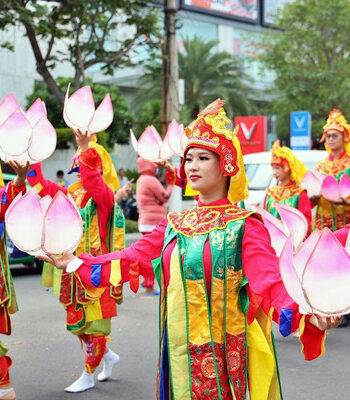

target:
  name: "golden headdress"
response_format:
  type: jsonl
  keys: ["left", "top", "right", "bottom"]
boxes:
{"left": 180, "top": 99, "right": 248, "bottom": 204}
{"left": 271, "top": 140, "right": 308, "bottom": 184}
{"left": 321, "top": 109, "right": 350, "bottom": 155}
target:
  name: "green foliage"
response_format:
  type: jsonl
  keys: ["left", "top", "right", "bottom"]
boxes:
{"left": 56, "top": 128, "right": 74, "bottom": 149}
{"left": 125, "top": 218, "right": 139, "bottom": 234}
{"left": 134, "top": 35, "right": 256, "bottom": 128}
{"left": 135, "top": 99, "right": 191, "bottom": 136}
{"left": 0, "top": 0, "right": 161, "bottom": 103}
{"left": 258, "top": 0, "right": 350, "bottom": 140}
{"left": 26, "top": 78, "right": 132, "bottom": 146}
{"left": 124, "top": 169, "right": 140, "bottom": 183}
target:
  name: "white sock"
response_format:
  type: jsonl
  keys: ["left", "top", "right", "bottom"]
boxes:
{"left": 97, "top": 350, "right": 120, "bottom": 382}
{"left": 64, "top": 371, "right": 95, "bottom": 393}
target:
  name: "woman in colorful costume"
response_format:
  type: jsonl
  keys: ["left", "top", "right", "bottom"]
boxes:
{"left": 264, "top": 140, "right": 312, "bottom": 233}
{"left": 313, "top": 109, "right": 350, "bottom": 231}
{"left": 0, "top": 161, "right": 30, "bottom": 400}
{"left": 41, "top": 100, "right": 340, "bottom": 400}
{"left": 27, "top": 130, "right": 129, "bottom": 393}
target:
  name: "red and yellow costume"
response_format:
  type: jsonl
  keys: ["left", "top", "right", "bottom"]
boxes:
{"left": 27, "top": 138, "right": 124, "bottom": 372}
{"left": 0, "top": 178, "right": 26, "bottom": 388}
{"left": 264, "top": 141, "right": 312, "bottom": 233}
{"left": 315, "top": 109, "right": 350, "bottom": 230}
{"left": 68, "top": 101, "right": 326, "bottom": 399}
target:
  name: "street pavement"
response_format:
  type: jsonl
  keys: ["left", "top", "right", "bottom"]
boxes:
{"left": 6, "top": 236, "right": 350, "bottom": 400}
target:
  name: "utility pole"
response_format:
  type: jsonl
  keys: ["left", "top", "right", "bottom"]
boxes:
{"left": 164, "top": 0, "right": 182, "bottom": 212}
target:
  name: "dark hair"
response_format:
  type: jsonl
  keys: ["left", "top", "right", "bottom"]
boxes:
{"left": 56, "top": 170, "right": 64, "bottom": 176}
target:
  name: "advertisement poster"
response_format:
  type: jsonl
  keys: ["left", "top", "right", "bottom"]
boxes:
{"left": 182, "top": 0, "right": 258, "bottom": 23}
{"left": 263, "top": 0, "right": 294, "bottom": 25}
{"left": 234, "top": 115, "right": 268, "bottom": 154}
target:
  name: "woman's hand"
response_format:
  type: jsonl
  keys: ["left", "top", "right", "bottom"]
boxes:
{"left": 156, "top": 160, "right": 175, "bottom": 173}
{"left": 36, "top": 251, "right": 76, "bottom": 270}
{"left": 8, "top": 161, "right": 31, "bottom": 187}
{"left": 309, "top": 314, "right": 343, "bottom": 330}
{"left": 309, "top": 195, "right": 321, "bottom": 205}
{"left": 114, "top": 181, "right": 132, "bottom": 203}
{"left": 73, "top": 129, "right": 90, "bottom": 152}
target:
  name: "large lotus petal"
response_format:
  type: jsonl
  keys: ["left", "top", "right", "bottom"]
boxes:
{"left": 64, "top": 85, "right": 95, "bottom": 130}
{"left": 42, "top": 191, "right": 83, "bottom": 254}
{"left": 88, "top": 93, "right": 113, "bottom": 134}
{"left": 300, "top": 170, "right": 322, "bottom": 197}
{"left": 345, "top": 229, "right": 350, "bottom": 255}
{"left": 339, "top": 174, "right": 350, "bottom": 200}
{"left": 5, "top": 188, "right": 43, "bottom": 252}
{"left": 4, "top": 152, "right": 33, "bottom": 165}
{"left": 137, "top": 125, "right": 162, "bottom": 161}
{"left": 25, "top": 98, "right": 47, "bottom": 127}
{"left": 165, "top": 120, "right": 183, "bottom": 156}
{"left": 63, "top": 83, "right": 79, "bottom": 131}
{"left": 302, "top": 228, "right": 350, "bottom": 315}
{"left": 0, "top": 94, "right": 20, "bottom": 126}
{"left": 293, "top": 229, "right": 321, "bottom": 279}
{"left": 321, "top": 175, "right": 340, "bottom": 202}
{"left": 159, "top": 134, "right": 174, "bottom": 160}
{"left": 275, "top": 203, "right": 308, "bottom": 249}
{"left": 27, "top": 117, "right": 57, "bottom": 162}
{"left": 130, "top": 129, "right": 139, "bottom": 153}
{"left": 179, "top": 124, "right": 188, "bottom": 155}
{"left": 279, "top": 234, "right": 313, "bottom": 314}
{"left": 258, "top": 207, "right": 287, "bottom": 256}
{"left": 40, "top": 195, "right": 52, "bottom": 215}
{"left": 0, "top": 111, "right": 32, "bottom": 155}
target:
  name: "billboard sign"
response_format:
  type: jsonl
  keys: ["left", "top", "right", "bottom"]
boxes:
{"left": 290, "top": 111, "right": 311, "bottom": 150}
{"left": 234, "top": 115, "right": 268, "bottom": 154}
{"left": 180, "top": 0, "right": 259, "bottom": 24}
{"left": 262, "top": 0, "right": 294, "bottom": 26}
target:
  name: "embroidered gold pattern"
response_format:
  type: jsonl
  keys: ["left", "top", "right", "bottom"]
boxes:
{"left": 317, "top": 155, "right": 350, "bottom": 176}
{"left": 168, "top": 205, "right": 255, "bottom": 237}
{"left": 266, "top": 184, "right": 304, "bottom": 201}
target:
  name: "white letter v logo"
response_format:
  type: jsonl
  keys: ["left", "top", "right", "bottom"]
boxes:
{"left": 241, "top": 122, "right": 256, "bottom": 140}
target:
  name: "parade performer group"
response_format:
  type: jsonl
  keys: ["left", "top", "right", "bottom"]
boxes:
{"left": 312, "top": 109, "right": 350, "bottom": 231}
{"left": 0, "top": 161, "right": 31, "bottom": 400}
{"left": 264, "top": 140, "right": 312, "bottom": 233}
{"left": 41, "top": 100, "right": 341, "bottom": 400}
{"left": 26, "top": 129, "right": 131, "bottom": 393}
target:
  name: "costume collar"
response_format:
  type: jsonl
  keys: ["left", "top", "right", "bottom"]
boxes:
{"left": 329, "top": 151, "right": 346, "bottom": 161}
{"left": 197, "top": 197, "right": 231, "bottom": 207}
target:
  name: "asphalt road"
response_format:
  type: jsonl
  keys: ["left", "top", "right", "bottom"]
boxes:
{"left": 7, "top": 245, "right": 350, "bottom": 400}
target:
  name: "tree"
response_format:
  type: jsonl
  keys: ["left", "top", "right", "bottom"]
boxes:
{"left": 259, "top": 0, "right": 350, "bottom": 140}
{"left": 134, "top": 35, "right": 256, "bottom": 130}
{"left": 26, "top": 77, "right": 133, "bottom": 147}
{"left": 0, "top": 0, "right": 161, "bottom": 105}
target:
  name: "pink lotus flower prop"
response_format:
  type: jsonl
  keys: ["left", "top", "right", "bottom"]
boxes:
{"left": 5, "top": 188, "right": 83, "bottom": 256}
{"left": 0, "top": 95, "right": 56, "bottom": 164}
{"left": 300, "top": 170, "right": 325, "bottom": 198}
{"left": 130, "top": 121, "right": 188, "bottom": 162}
{"left": 63, "top": 83, "right": 113, "bottom": 134}
{"left": 258, "top": 203, "right": 308, "bottom": 256}
{"left": 280, "top": 228, "right": 350, "bottom": 315}
{"left": 321, "top": 174, "right": 350, "bottom": 202}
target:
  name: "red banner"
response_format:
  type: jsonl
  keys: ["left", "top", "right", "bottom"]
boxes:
{"left": 234, "top": 116, "right": 268, "bottom": 154}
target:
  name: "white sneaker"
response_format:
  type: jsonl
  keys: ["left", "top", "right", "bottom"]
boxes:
{"left": 97, "top": 350, "right": 120, "bottom": 382}
{"left": 64, "top": 371, "right": 95, "bottom": 393}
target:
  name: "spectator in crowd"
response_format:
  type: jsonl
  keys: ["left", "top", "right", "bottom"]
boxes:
{"left": 117, "top": 168, "right": 129, "bottom": 214}
{"left": 56, "top": 169, "right": 69, "bottom": 187}
{"left": 136, "top": 157, "right": 174, "bottom": 295}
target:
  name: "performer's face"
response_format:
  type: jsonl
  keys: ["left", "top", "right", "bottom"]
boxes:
{"left": 272, "top": 164, "right": 291, "bottom": 185}
{"left": 184, "top": 147, "right": 227, "bottom": 196}
{"left": 325, "top": 129, "right": 344, "bottom": 153}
